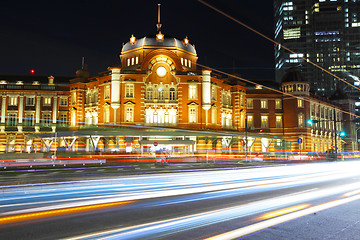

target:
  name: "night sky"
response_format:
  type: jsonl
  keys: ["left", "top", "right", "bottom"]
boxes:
{"left": 0, "top": 0, "right": 274, "bottom": 80}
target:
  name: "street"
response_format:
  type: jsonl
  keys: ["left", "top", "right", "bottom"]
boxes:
{"left": 1, "top": 161, "right": 360, "bottom": 239}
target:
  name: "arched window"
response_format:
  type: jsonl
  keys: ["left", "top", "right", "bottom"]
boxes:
{"left": 146, "top": 87, "right": 153, "bottom": 100}
{"left": 169, "top": 88, "right": 176, "bottom": 101}
{"left": 158, "top": 88, "right": 164, "bottom": 100}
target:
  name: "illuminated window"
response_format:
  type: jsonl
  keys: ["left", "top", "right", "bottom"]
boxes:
{"left": 26, "top": 97, "right": 35, "bottom": 106}
{"left": 127, "top": 59, "right": 130, "bottom": 66}
{"left": 275, "top": 99, "right": 282, "bottom": 109}
{"left": 104, "top": 106, "right": 110, "bottom": 123}
{"left": 169, "top": 88, "right": 176, "bottom": 101}
{"left": 298, "top": 113, "right": 305, "bottom": 128}
{"left": 104, "top": 85, "right": 110, "bottom": 99}
{"left": 247, "top": 99, "right": 253, "bottom": 109}
{"left": 240, "top": 94, "right": 245, "bottom": 107}
{"left": 7, "top": 113, "right": 17, "bottom": 126}
{"left": 181, "top": 58, "right": 184, "bottom": 65}
{"left": 43, "top": 97, "right": 51, "bottom": 106}
{"left": 298, "top": 99, "right": 304, "bottom": 108}
{"left": 276, "top": 116, "right": 283, "bottom": 128}
{"left": 59, "top": 113, "right": 67, "bottom": 126}
{"left": 212, "top": 107, "right": 217, "bottom": 124}
{"left": 71, "top": 109, "right": 76, "bottom": 126}
{"left": 146, "top": 87, "right": 153, "bottom": 100}
{"left": 247, "top": 115, "right": 254, "bottom": 128}
{"left": 261, "top": 115, "right": 268, "bottom": 128}
{"left": 9, "top": 97, "right": 17, "bottom": 106}
{"left": 125, "top": 84, "right": 134, "bottom": 98}
{"left": 131, "top": 57, "right": 134, "bottom": 65}
{"left": 158, "top": 87, "right": 164, "bottom": 100}
{"left": 42, "top": 113, "right": 51, "bottom": 126}
{"left": 25, "top": 113, "right": 34, "bottom": 126}
{"left": 211, "top": 85, "right": 216, "bottom": 100}
{"left": 260, "top": 99, "right": 268, "bottom": 109}
{"left": 125, "top": 107, "right": 134, "bottom": 122}
{"left": 189, "top": 85, "right": 197, "bottom": 99}
{"left": 59, "top": 97, "right": 68, "bottom": 106}
{"left": 71, "top": 91, "right": 77, "bottom": 105}
{"left": 189, "top": 106, "right": 198, "bottom": 123}
{"left": 189, "top": 60, "right": 191, "bottom": 68}
{"left": 135, "top": 56, "right": 139, "bottom": 64}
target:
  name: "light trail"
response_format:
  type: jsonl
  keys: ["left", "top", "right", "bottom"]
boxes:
{"left": 0, "top": 200, "right": 133, "bottom": 225}
{"left": 205, "top": 193, "right": 360, "bottom": 240}
{"left": 66, "top": 182, "right": 360, "bottom": 240}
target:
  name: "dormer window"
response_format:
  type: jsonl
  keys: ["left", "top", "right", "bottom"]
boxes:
{"left": 32, "top": 81, "right": 40, "bottom": 85}
{"left": 16, "top": 81, "right": 23, "bottom": 85}
{"left": 0, "top": 80, "right": 7, "bottom": 84}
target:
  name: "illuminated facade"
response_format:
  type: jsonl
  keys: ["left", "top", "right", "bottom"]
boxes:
{"left": 0, "top": 75, "right": 71, "bottom": 152}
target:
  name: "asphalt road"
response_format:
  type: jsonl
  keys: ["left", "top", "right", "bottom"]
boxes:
{"left": 1, "top": 161, "right": 360, "bottom": 239}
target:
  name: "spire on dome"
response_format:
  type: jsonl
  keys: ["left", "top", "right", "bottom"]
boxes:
{"left": 156, "top": 4, "right": 162, "bottom": 32}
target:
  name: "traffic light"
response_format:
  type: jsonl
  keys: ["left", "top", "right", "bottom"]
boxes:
{"left": 307, "top": 119, "right": 319, "bottom": 126}
{"left": 339, "top": 131, "right": 346, "bottom": 138}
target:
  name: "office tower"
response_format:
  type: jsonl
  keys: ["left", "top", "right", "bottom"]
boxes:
{"left": 274, "top": 0, "right": 360, "bottom": 110}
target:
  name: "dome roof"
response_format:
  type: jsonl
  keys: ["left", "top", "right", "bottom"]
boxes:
{"left": 281, "top": 67, "right": 307, "bottom": 83}
{"left": 121, "top": 36, "right": 196, "bottom": 55}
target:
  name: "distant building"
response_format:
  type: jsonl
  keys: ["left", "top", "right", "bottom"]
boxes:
{"left": 274, "top": 0, "right": 360, "bottom": 112}
{"left": 0, "top": 75, "right": 71, "bottom": 152}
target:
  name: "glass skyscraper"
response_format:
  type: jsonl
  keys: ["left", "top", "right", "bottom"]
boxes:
{"left": 274, "top": 0, "right": 360, "bottom": 109}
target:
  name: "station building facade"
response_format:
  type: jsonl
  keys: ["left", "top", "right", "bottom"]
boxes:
{"left": 0, "top": 32, "right": 356, "bottom": 154}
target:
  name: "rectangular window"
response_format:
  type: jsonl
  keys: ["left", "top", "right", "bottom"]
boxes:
{"left": 298, "top": 114, "right": 304, "bottom": 128}
{"left": 189, "top": 107, "right": 197, "bottom": 123}
{"left": 26, "top": 97, "right": 35, "bottom": 106}
{"left": 276, "top": 116, "right": 283, "bottom": 128}
{"left": 9, "top": 97, "right": 17, "bottom": 106}
{"left": 24, "top": 113, "right": 34, "bottom": 126}
{"left": 211, "top": 107, "right": 217, "bottom": 124}
{"left": 43, "top": 97, "right": 51, "bottom": 106}
{"left": 104, "top": 85, "right": 110, "bottom": 99}
{"left": 247, "top": 99, "right": 253, "bottom": 109}
{"left": 59, "top": 113, "right": 67, "bottom": 126}
{"left": 275, "top": 99, "right": 282, "bottom": 109}
{"left": 298, "top": 99, "right": 304, "bottom": 108}
{"left": 189, "top": 85, "right": 197, "bottom": 99}
{"left": 240, "top": 94, "right": 245, "bottom": 107}
{"left": 211, "top": 86, "right": 216, "bottom": 101}
{"left": 43, "top": 113, "right": 51, "bottom": 126}
{"left": 261, "top": 115, "right": 268, "bottom": 128}
{"left": 59, "top": 97, "right": 68, "bottom": 106}
{"left": 71, "top": 92, "right": 76, "bottom": 105}
{"left": 125, "top": 107, "right": 134, "bottom": 122}
{"left": 125, "top": 84, "right": 134, "bottom": 98}
{"left": 104, "top": 108, "right": 110, "bottom": 123}
{"left": 7, "top": 113, "right": 17, "bottom": 126}
{"left": 260, "top": 100, "right": 268, "bottom": 109}
{"left": 247, "top": 115, "right": 254, "bottom": 128}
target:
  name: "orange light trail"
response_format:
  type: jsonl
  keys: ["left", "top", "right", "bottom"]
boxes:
{"left": 256, "top": 204, "right": 310, "bottom": 220}
{"left": 0, "top": 200, "right": 134, "bottom": 225}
